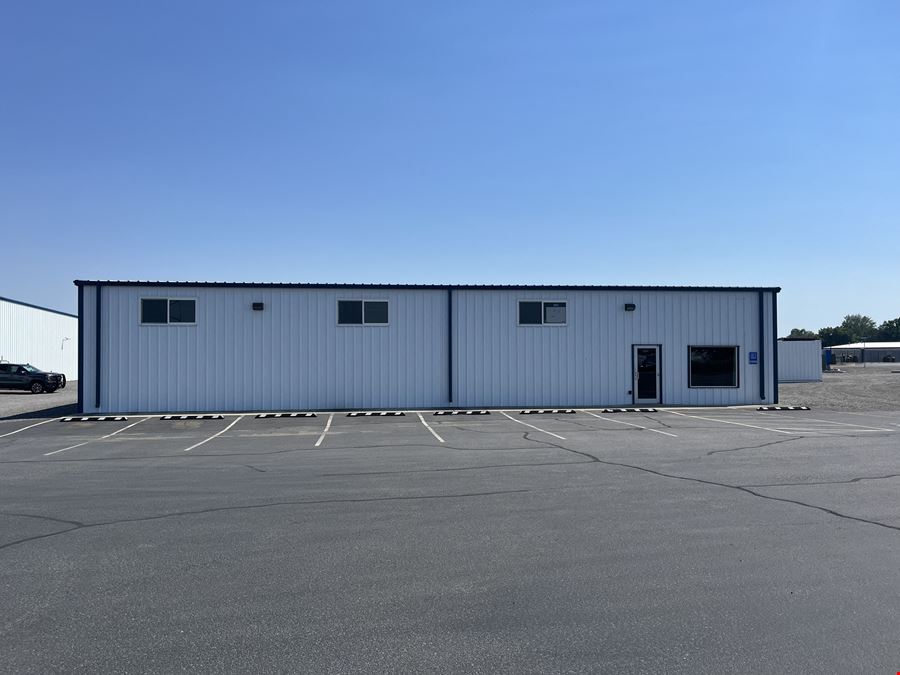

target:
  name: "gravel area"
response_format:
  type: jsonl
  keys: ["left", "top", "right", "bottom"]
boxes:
{"left": 0, "top": 385, "right": 78, "bottom": 420}
{"left": 779, "top": 364, "right": 900, "bottom": 411}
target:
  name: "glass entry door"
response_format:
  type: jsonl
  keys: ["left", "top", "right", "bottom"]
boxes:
{"left": 633, "top": 345, "right": 661, "bottom": 405}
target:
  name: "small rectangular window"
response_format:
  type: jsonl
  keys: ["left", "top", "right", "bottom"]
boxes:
{"left": 518, "top": 301, "right": 543, "bottom": 325}
{"left": 141, "top": 298, "right": 168, "bottom": 324}
{"left": 543, "top": 302, "right": 566, "bottom": 324}
{"left": 169, "top": 299, "right": 196, "bottom": 323}
{"left": 364, "top": 301, "right": 388, "bottom": 324}
{"left": 689, "top": 346, "right": 739, "bottom": 388}
{"left": 519, "top": 300, "right": 566, "bottom": 326}
{"left": 338, "top": 300, "right": 388, "bottom": 325}
{"left": 338, "top": 300, "right": 363, "bottom": 325}
{"left": 141, "top": 298, "right": 196, "bottom": 325}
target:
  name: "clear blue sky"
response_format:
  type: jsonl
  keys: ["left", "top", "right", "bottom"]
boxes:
{"left": 2, "top": 1, "right": 898, "bottom": 333}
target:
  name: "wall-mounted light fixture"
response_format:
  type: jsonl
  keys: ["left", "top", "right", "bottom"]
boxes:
{"left": 252, "top": 302, "right": 264, "bottom": 311}
{"left": 624, "top": 303, "right": 636, "bottom": 312}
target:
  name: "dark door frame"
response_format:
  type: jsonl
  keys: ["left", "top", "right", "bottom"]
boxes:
{"left": 632, "top": 344, "right": 662, "bottom": 405}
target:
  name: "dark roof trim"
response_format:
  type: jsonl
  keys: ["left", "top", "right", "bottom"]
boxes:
{"left": 74, "top": 280, "right": 781, "bottom": 293}
{"left": 0, "top": 295, "right": 78, "bottom": 318}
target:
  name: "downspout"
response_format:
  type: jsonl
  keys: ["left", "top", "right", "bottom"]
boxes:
{"left": 772, "top": 291, "right": 779, "bottom": 404}
{"left": 77, "top": 284, "right": 84, "bottom": 414}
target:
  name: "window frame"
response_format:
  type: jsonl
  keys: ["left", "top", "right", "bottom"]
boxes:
{"left": 517, "top": 300, "right": 568, "bottom": 327}
{"left": 336, "top": 299, "right": 390, "bottom": 327}
{"left": 167, "top": 298, "right": 197, "bottom": 325}
{"left": 687, "top": 345, "right": 740, "bottom": 388}
{"left": 139, "top": 297, "right": 198, "bottom": 326}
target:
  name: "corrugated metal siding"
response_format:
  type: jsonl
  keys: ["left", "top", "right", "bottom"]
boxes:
{"left": 453, "top": 290, "right": 775, "bottom": 408}
{"left": 0, "top": 299, "right": 78, "bottom": 378}
{"left": 83, "top": 286, "right": 448, "bottom": 413}
{"left": 81, "top": 287, "right": 98, "bottom": 408}
{"left": 81, "top": 286, "right": 776, "bottom": 413}
{"left": 778, "top": 340, "right": 823, "bottom": 382}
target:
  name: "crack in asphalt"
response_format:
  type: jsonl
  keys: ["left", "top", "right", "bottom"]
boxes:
{"left": 548, "top": 454, "right": 900, "bottom": 534}
{"left": 239, "top": 464, "right": 267, "bottom": 473}
{"left": 522, "top": 432, "right": 601, "bottom": 462}
{"left": 0, "top": 442, "right": 451, "bottom": 464}
{"left": 322, "top": 460, "right": 596, "bottom": 477}
{"left": 0, "top": 489, "right": 531, "bottom": 552}
{"left": 443, "top": 424, "right": 514, "bottom": 436}
{"left": 705, "top": 436, "right": 801, "bottom": 457}
{"left": 518, "top": 431, "right": 900, "bottom": 534}
{"left": 0, "top": 511, "right": 84, "bottom": 527}
{"left": 639, "top": 414, "right": 676, "bottom": 430}
{"left": 551, "top": 418, "right": 603, "bottom": 431}
{"left": 0, "top": 435, "right": 572, "bottom": 465}
{"left": 4, "top": 419, "right": 900, "bottom": 555}
{"left": 744, "top": 473, "right": 900, "bottom": 488}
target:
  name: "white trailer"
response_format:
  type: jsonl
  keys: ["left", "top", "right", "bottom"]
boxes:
{"left": 777, "top": 339, "right": 823, "bottom": 383}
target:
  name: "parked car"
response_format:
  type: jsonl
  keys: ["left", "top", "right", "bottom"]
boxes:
{"left": 884, "top": 354, "right": 896, "bottom": 363}
{"left": 0, "top": 362, "right": 66, "bottom": 394}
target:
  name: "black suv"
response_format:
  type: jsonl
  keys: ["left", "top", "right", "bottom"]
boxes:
{"left": 0, "top": 363, "right": 67, "bottom": 394}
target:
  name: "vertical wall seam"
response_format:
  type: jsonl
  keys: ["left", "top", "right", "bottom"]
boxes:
{"left": 757, "top": 290, "right": 765, "bottom": 400}
{"left": 447, "top": 287, "right": 453, "bottom": 404}
{"left": 95, "top": 284, "right": 101, "bottom": 409}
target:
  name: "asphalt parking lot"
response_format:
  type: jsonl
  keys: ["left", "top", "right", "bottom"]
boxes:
{"left": 2, "top": 407, "right": 900, "bottom": 674}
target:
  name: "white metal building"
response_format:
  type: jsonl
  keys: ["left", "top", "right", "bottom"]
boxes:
{"left": 777, "top": 339, "right": 822, "bottom": 382}
{"left": 76, "top": 281, "right": 781, "bottom": 414}
{"left": 1, "top": 296, "right": 78, "bottom": 379}
{"left": 829, "top": 342, "right": 900, "bottom": 364}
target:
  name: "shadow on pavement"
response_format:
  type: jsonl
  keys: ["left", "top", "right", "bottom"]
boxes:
{"left": 2, "top": 402, "right": 79, "bottom": 420}
{"left": 0, "top": 385, "right": 79, "bottom": 420}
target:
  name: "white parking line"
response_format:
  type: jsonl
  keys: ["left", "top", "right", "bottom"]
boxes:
{"left": 752, "top": 411, "right": 894, "bottom": 433}
{"left": 182, "top": 415, "right": 244, "bottom": 452}
{"left": 44, "top": 417, "right": 151, "bottom": 456}
{"left": 416, "top": 412, "right": 445, "bottom": 443}
{"left": 314, "top": 413, "right": 333, "bottom": 448}
{"left": 796, "top": 416, "right": 893, "bottom": 432}
{"left": 769, "top": 428, "right": 886, "bottom": 434}
{"left": 499, "top": 411, "right": 566, "bottom": 440}
{"left": 0, "top": 418, "right": 56, "bottom": 439}
{"left": 662, "top": 410, "right": 796, "bottom": 435}
{"left": 833, "top": 411, "right": 900, "bottom": 426}
{"left": 582, "top": 410, "right": 677, "bottom": 437}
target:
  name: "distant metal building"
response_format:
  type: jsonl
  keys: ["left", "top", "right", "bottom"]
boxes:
{"left": 777, "top": 338, "right": 822, "bottom": 382}
{"left": 76, "top": 281, "right": 781, "bottom": 414}
{"left": 0, "top": 296, "right": 78, "bottom": 378}
{"left": 830, "top": 341, "right": 900, "bottom": 364}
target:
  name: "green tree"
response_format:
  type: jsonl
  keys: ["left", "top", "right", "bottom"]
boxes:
{"left": 838, "top": 314, "right": 877, "bottom": 343}
{"left": 817, "top": 326, "right": 851, "bottom": 347}
{"left": 877, "top": 317, "right": 900, "bottom": 341}
{"left": 786, "top": 328, "right": 817, "bottom": 339}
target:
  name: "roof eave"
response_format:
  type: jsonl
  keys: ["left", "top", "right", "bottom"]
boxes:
{"left": 73, "top": 280, "right": 782, "bottom": 293}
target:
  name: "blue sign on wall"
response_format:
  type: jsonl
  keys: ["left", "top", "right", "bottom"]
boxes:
{"left": 748, "top": 351, "right": 758, "bottom": 365}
